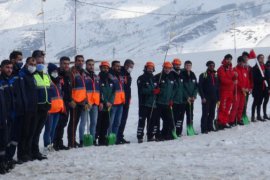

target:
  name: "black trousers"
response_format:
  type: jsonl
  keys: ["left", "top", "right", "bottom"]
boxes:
{"left": 263, "top": 91, "right": 269, "bottom": 116}
{"left": 67, "top": 105, "right": 83, "bottom": 147}
{"left": 117, "top": 103, "right": 129, "bottom": 141}
{"left": 0, "top": 121, "right": 7, "bottom": 161}
{"left": 18, "top": 112, "right": 36, "bottom": 159}
{"left": 172, "top": 103, "right": 185, "bottom": 136}
{"left": 6, "top": 115, "right": 23, "bottom": 160}
{"left": 54, "top": 102, "right": 70, "bottom": 146}
{"left": 32, "top": 105, "right": 49, "bottom": 156}
{"left": 137, "top": 106, "right": 158, "bottom": 140}
{"left": 252, "top": 92, "right": 264, "bottom": 117}
{"left": 96, "top": 110, "right": 110, "bottom": 145}
{"left": 201, "top": 100, "right": 216, "bottom": 133}
{"left": 156, "top": 104, "right": 175, "bottom": 140}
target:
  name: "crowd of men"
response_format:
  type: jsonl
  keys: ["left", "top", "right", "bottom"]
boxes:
{"left": 0, "top": 49, "right": 270, "bottom": 175}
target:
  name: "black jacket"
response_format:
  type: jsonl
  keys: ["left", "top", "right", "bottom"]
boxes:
{"left": 121, "top": 66, "right": 132, "bottom": 104}
{"left": 252, "top": 64, "right": 267, "bottom": 96}
{"left": 0, "top": 84, "right": 7, "bottom": 127}
{"left": 0, "top": 74, "right": 15, "bottom": 120}
{"left": 19, "top": 66, "right": 38, "bottom": 112}
{"left": 137, "top": 71, "right": 157, "bottom": 107}
{"left": 198, "top": 69, "right": 219, "bottom": 101}
{"left": 13, "top": 74, "right": 28, "bottom": 116}
{"left": 58, "top": 68, "right": 72, "bottom": 103}
{"left": 265, "top": 61, "right": 270, "bottom": 88}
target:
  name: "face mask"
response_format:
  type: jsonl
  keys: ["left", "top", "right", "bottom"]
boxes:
{"left": 36, "top": 64, "right": 45, "bottom": 72}
{"left": 51, "top": 72, "right": 58, "bottom": 78}
{"left": 127, "top": 67, "right": 133, "bottom": 73}
{"left": 16, "top": 62, "right": 23, "bottom": 69}
{"left": 28, "top": 65, "right": 36, "bottom": 74}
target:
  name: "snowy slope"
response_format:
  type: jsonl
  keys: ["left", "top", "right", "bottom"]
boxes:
{"left": 1, "top": 0, "right": 270, "bottom": 60}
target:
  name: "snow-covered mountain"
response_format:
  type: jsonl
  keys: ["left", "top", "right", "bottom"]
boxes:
{"left": 1, "top": 0, "right": 270, "bottom": 61}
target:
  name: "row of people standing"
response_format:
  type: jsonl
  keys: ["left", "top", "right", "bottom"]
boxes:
{"left": 0, "top": 50, "right": 135, "bottom": 174}
{"left": 136, "top": 51, "right": 270, "bottom": 143}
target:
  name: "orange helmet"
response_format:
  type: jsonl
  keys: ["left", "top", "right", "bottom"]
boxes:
{"left": 163, "top": 61, "right": 173, "bottom": 68}
{"left": 100, "top": 61, "right": 110, "bottom": 68}
{"left": 172, "top": 58, "right": 181, "bottom": 65}
{"left": 145, "top": 61, "right": 155, "bottom": 68}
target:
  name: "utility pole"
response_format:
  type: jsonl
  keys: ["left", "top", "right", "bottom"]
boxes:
{"left": 74, "top": 0, "right": 77, "bottom": 55}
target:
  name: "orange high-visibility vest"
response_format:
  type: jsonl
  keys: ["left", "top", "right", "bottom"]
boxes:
{"left": 113, "top": 75, "right": 125, "bottom": 105}
{"left": 71, "top": 71, "right": 87, "bottom": 103}
{"left": 85, "top": 75, "right": 100, "bottom": 105}
{"left": 49, "top": 82, "right": 65, "bottom": 114}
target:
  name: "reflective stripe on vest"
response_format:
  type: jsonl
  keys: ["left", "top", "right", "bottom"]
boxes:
{"left": 34, "top": 73, "right": 51, "bottom": 104}
{"left": 72, "top": 72, "right": 87, "bottom": 103}
{"left": 86, "top": 77, "right": 100, "bottom": 105}
{"left": 49, "top": 83, "right": 64, "bottom": 114}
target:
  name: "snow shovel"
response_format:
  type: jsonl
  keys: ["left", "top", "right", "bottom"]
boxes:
{"left": 107, "top": 108, "right": 116, "bottom": 145}
{"left": 187, "top": 103, "right": 196, "bottom": 136}
{"left": 213, "top": 102, "right": 220, "bottom": 131}
{"left": 242, "top": 95, "right": 250, "bottom": 125}
{"left": 83, "top": 110, "right": 94, "bottom": 147}
{"left": 170, "top": 106, "right": 178, "bottom": 139}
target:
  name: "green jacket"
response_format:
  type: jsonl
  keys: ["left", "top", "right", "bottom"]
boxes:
{"left": 137, "top": 72, "right": 157, "bottom": 108}
{"left": 171, "top": 71, "right": 186, "bottom": 104}
{"left": 99, "top": 73, "right": 115, "bottom": 111}
{"left": 181, "top": 70, "right": 198, "bottom": 101}
{"left": 155, "top": 72, "right": 175, "bottom": 105}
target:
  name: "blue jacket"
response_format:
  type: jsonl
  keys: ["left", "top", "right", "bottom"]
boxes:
{"left": 19, "top": 67, "right": 38, "bottom": 112}
{"left": 0, "top": 82, "right": 7, "bottom": 127}
{"left": 0, "top": 75, "right": 15, "bottom": 121}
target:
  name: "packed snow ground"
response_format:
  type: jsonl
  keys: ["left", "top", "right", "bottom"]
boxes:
{"left": 2, "top": 121, "right": 270, "bottom": 180}
{"left": 1, "top": 49, "right": 270, "bottom": 179}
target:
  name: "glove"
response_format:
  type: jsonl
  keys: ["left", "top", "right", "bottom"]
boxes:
{"left": 153, "top": 88, "right": 161, "bottom": 95}
{"left": 169, "top": 100, "right": 173, "bottom": 107}
{"left": 217, "top": 101, "right": 220, "bottom": 107}
{"left": 69, "top": 101, "right": 77, "bottom": 109}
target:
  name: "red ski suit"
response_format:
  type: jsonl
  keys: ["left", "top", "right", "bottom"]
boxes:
{"left": 229, "top": 65, "right": 250, "bottom": 123}
{"left": 217, "top": 61, "right": 236, "bottom": 125}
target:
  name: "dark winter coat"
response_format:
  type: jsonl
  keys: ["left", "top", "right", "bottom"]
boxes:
{"left": 198, "top": 69, "right": 219, "bottom": 101}
{"left": 181, "top": 70, "right": 198, "bottom": 101}
{"left": 155, "top": 72, "right": 175, "bottom": 105}
{"left": 137, "top": 71, "right": 157, "bottom": 108}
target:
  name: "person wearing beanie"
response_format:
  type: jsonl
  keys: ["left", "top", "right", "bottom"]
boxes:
{"left": 117, "top": 59, "right": 134, "bottom": 144}
{"left": 137, "top": 61, "right": 158, "bottom": 143}
{"left": 32, "top": 50, "right": 52, "bottom": 160}
{"left": 171, "top": 58, "right": 186, "bottom": 136}
{"left": 79, "top": 59, "right": 100, "bottom": 147}
{"left": 53, "top": 56, "right": 71, "bottom": 151}
{"left": 217, "top": 54, "right": 237, "bottom": 129}
{"left": 154, "top": 61, "right": 176, "bottom": 140}
{"left": 43, "top": 63, "right": 64, "bottom": 152}
{"left": 180, "top": 60, "right": 198, "bottom": 135}
{"left": 251, "top": 54, "right": 267, "bottom": 122}
{"left": 96, "top": 61, "right": 116, "bottom": 145}
{"left": 229, "top": 56, "right": 250, "bottom": 126}
{"left": 199, "top": 60, "right": 219, "bottom": 134}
